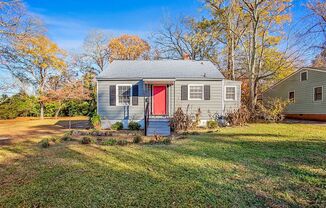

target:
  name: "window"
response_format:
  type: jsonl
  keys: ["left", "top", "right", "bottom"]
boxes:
{"left": 314, "top": 87, "right": 323, "bottom": 101}
{"left": 225, "top": 86, "right": 236, "bottom": 101}
{"left": 188, "top": 85, "right": 203, "bottom": 100}
{"left": 117, "top": 84, "right": 132, "bottom": 106}
{"left": 301, "top": 71, "right": 308, "bottom": 81}
{"left": 289, "top": 91, "right": 295, "bottom": 103}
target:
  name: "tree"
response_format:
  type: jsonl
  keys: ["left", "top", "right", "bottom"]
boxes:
{"left": 8, "top": 35, "right": 67, "bottom": 119}
{"left": 153, "top": 18, "right": 220, "bottom": 63}
{"left": 78, "top": 30, "right": 111, "bottom": 74}
{"left": 238, "top": 0, "right": 292, "bottom": 110}
{"left": 312, "top": 48, "right": 326, "bottom": 67}
{"left": 306, "top": 0, "right": 326, "bottom": 50}
{"left": 108, "top": 34, "right": 150, "bottom": 61}
{"left": 204, "top": 0, "right": 247, "bottom": 79}
{"left": 43, "top": 80, "right": 91, "bottom": 118}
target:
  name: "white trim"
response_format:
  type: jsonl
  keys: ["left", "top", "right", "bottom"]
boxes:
{"left": 263, "top": 67, "right": 326, "bottom": 94}
{"left": 300, "top": 71, "right": 308, "bottom": 82}
{"left": 225, "top": 86, "right": 237, "bottom": 101}
{"left": 188, "top": 84, "right": 204, "bottom": 100}
{"left": 288, "top": 90, "right": 295, "bottom": 103}
{"left": 116, "top": 84, "right": 133, "bottom": 106}
{"left": 313, "top": 86, "right": 323, "bottom": 102}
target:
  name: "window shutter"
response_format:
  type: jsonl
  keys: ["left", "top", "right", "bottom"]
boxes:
{"left": 204, "top": 85, "right": 210, "bottom": 100}
{"left": 181, "top": 85, "right": 188, "bottom": 100}
{"left": 109, "top": 85, "right": 116, "bottom": 106}
{"left": 132, "top": 85, "right": 138, "bottom": 105}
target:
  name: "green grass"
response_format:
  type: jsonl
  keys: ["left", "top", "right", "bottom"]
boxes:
{"left": 0, "top": 123, "right": 325, "bottom": 207}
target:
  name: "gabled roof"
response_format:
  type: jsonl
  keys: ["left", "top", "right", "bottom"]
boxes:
{"left": 97, "top": 60, "right": 225, "bottom": 80}
{"left": 264, "top": 67, "right": 326, "bottom": 94}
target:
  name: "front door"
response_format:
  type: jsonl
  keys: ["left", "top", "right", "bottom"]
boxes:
{"left": 153, "top": 86, "right": 166, "bottom": 115}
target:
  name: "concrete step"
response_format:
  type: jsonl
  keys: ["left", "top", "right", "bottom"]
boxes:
{"left": 146, "top": 119, "right": 171, "bottom": 136}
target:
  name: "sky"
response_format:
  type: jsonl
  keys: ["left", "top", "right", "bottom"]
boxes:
{"left": 25, "top": 0, "right": 205, "bottom": 50}
{"left": 23, "top": 0, "right": 311, "bottom": 51}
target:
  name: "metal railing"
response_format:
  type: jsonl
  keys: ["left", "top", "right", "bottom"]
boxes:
{"left": 144, "top": 101, "right": 150, "bottom": 136}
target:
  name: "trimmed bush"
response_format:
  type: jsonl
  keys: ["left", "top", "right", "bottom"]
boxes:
{"left": 117, "top": 140, "right": 128, "bottom": 146}
{"left": 128, "top": 121, "right": 141, "bottom": 130}
{"left": 133, "top": 135, "right": 143, "bottom": 144}
{"left": 111, "top": 122, "right": 123, "bottom": 130}
{"left": 102, "top": 138, "right": 117, "bottom": 146}
{"left": 207, "top": 120, "right": 218, "bottom": 129}
{"left": 40, "top": 139, "right": 50, "bottom": 148}
{"left": 81, "top": 137, "right": 91, "bottom": 144}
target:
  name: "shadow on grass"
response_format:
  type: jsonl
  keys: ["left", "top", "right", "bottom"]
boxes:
{"left": 0, "top": 134, "right": 325, "bottom": 207}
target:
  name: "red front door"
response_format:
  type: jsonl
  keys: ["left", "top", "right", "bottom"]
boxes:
{"left": 153, "top": 86, "right": 166, "bottom": 115}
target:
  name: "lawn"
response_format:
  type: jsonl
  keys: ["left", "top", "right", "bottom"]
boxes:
{"left": 0, "top": 122, "right": 325, "bottom": 207}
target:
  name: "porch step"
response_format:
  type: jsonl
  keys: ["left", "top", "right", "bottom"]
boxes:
{"left": 146, "top": 119, "right": 171, "bottom": 136}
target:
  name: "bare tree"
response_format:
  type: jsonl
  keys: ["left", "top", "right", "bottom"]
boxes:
{"left": 80, "top": 30, "right": 111, "bottom": 74}
{"left": 305, "top": 0, "right": 326, "bottom": 50}
{"left": 152, "top": 18, "right": 220, "bottom": 63}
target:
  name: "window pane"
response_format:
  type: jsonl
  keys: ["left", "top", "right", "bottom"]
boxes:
{"left": 189, "top": 86, "right": 203, "bottom": 99}
{"left": 289, "top": 91, "right": 294, "bottom": 102}
{"left": 314, "top": 87, "right": 322, "bottom": 101}
{"left": 301, "top": 72, "right": 307, "bottom": 81}
{"left": 118, "top": 85, "right": 131, "bottom": 105}
{"left": 226, "top": 87, "right": 236, "bottom": 100}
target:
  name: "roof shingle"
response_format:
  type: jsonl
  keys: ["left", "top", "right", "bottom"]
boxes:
{"left": 97, "top": 60, "right": 224, "bottom": 80}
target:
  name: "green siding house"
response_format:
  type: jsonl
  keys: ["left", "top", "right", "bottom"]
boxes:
{"left": 263, "top": 67, "right": 326, "bottom": 121}
{"left": 96, "top": 60, "right": 241, "bottom": 135}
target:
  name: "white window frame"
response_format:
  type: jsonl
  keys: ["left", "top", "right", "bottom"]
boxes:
{"left": 288, "top": 91, "right": 295, "bottom": 103}
{"left": 116, "top": 84, "right": 133, "bottom": 106}
{"left": 300, "top": 71, "right": 308, "bottom": 82}
{"left": 188, "top": 84, "right": 204, "bottom": 100}
{"left": 225, "top": 86, "right": 237, "bottom": 101}
{"left": 313, "top": 86, "right": 323, "bottom": 102}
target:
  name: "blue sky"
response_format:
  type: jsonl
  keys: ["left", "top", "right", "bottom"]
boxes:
{"left": 24, "top": 0, "right": 312, "bottom": 51}
{"left": 25, "top": 0, "right": 204, "bottom": 50}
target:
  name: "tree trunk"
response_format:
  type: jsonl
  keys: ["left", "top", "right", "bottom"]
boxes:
{"left": 249, "top": 7, "right": 259, "bottom": 111}
{"left": 40, "top": 102, "right": 44, "bottom": 119}
{"left": 55, "top": 104, "right": 62, "bottom": 119}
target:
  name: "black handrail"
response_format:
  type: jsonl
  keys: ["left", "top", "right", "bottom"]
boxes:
{"left": 144, "top": 101, "right": 150, "bottom": 136}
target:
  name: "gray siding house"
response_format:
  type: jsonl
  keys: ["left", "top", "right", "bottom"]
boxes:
{"left": 263, "top": 67, "right": 326, "bottom": 121}
{"left": 97, "top": 60, "right": 241, "bottom": 135}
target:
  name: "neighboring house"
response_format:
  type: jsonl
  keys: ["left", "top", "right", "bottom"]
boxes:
{"left": 96, "top": 60, "right": 241, "bottom": 135}
{"left": 263, "top": 67, "right": 326, "bottom": 121}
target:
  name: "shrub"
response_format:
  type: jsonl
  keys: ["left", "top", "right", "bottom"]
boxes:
{"left": 102, "top": 138, "right": 117, "bottom": 146}
{"left": 207, "top": 120, "right": 218, "bottom": 129}
{"left": 162, "top": 137, "right": 172, "bottom": 145}
{"left": 61, "top": 135, "right": 73, "bottom": 142}
{"left": 90, "top": 113, "right": 101, "bottom": 130}
{"left": 257, "top": 98, "right": 289, "bottom": 122}
{"left": 111, "top": 122, "right": 123, "bottom": 130}
{"left": 117, "top": 140, "right": 128, "bottom": 146}
{"left": 133, "top": 135, "right": 143, "bottom": 144}
{"left": 170, "top": 107, "right": 192, "bottom": 132}
{"left": 226, "top": 105, "right": 251, "bottom": 126}
{"left": 128, "top": 121, "right": 141, "bottom": 130}
{"left": 81, "top": 137, "right": 91, "bottom": 144}
{"left": 40, "top": 139, "right": 50, "bottom": 148}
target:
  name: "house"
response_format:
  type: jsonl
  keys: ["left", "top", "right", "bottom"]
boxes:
{"left": 96, "top": 60, "right": 241, "bottom": 135}
{"left": 263, "top": 67, "right": 326, "bottom": 121}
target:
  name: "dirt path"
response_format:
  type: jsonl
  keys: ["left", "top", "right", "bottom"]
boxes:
{"left": 0, "top": 117, "right": 89, "bottom": 145}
